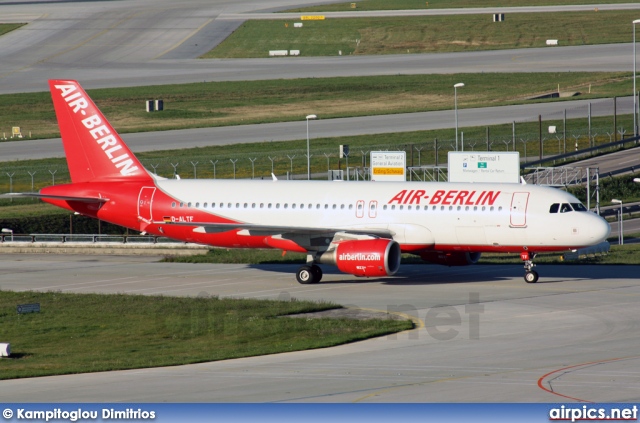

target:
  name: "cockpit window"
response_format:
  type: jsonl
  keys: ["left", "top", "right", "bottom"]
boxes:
{"left": 560, "top": 203, "right": 572, "bottom": 213}
{"left": 550, "top": 202, "right": 588, "bottom": 213}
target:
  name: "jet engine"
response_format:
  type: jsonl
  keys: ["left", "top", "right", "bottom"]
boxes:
{"left": 419, "top": 251, "right": 481, "bottom": 267}
{"left": 318, "top": 238, "right": 401, "bottom": 277}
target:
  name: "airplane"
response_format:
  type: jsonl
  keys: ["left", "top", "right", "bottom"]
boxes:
{"left": 7, "top": 80, "right": 611, "bottom": 284}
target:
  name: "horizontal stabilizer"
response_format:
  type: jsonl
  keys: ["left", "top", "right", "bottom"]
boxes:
{"left": 0, "top": 192, "right": 109, "bottom": 203}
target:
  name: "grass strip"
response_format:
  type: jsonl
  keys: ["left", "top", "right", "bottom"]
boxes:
{"left": 285, "top": 0, "right": 628, "bottom": 12}
{"left": 0, "top": 291, "right": 412, "bottom": 380}
{"left": 204, "top": 10, "right": 634, "bottom": 58}
{"left": 0, "top": 72, "right": 632, "bottom": 140}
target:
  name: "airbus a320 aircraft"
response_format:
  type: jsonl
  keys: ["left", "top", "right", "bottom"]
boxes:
{"left": 12, "top": 80, "right": 611, "bottom": 284}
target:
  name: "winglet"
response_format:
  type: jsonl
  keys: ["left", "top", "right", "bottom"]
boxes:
{"left": 48, "top": 80, "right": 151, "bottom": 183}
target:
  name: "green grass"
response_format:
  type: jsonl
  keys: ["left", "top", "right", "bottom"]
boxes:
{"left": 285, "top": 0, "right": 628, "bottom": 12}
{"left": 2, "top": 72, "right": 632, "bottom": 140}
{"left": 0, "top": 71, "right": 632, "bottom": 143}
{"left": 0, "top": 291, "right": 412, "bottom": 380}
{"left": 0, "top": 24, "right": 25, "bottom": 37}
{"left": 204, "top": 10, "right": 635, "bottom": 58}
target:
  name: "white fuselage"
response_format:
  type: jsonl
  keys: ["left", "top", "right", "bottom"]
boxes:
{"left": 152, "top": 179, "right": 610, "bottom": 253}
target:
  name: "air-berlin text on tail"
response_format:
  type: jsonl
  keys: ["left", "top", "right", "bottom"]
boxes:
{"left": 388, "top": 189, "right": 501, "bottom": 206}
{"left": 54, "top": 84, "right": 140, "bottom": 177}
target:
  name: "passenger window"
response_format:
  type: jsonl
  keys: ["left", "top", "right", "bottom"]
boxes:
{"left": 171, "top": 202, "right": 176, "bottom": 208}
{"left": 195, "top": 202, "right": 200, "bottom": 208}
{"left": 188, "top": 202, "right": 192, "bottom": 207}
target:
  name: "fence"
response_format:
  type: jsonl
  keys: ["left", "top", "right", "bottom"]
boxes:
{"left": 0, "top": 97, "right": 637, "bottom": 193}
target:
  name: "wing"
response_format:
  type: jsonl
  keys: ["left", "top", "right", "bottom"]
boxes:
{"left": 157, "top": 220, "right": 394, "bottom": 238}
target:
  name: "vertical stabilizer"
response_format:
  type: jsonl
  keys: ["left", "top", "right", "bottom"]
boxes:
{"left": 49, "top": 80, "right": 151, "bottom": 183}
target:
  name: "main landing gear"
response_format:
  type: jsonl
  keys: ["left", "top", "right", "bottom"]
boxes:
{"left": 520, "top": 251, "right": 538, "bottom": 283}
{"left": 296, "top": 264, "right": 323, "bottom": 284}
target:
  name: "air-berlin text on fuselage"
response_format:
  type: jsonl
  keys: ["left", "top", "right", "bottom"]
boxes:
{"left": 388, "top": 189, "right": 501, "bottom": 206}
{"left": 54, "top": 84, "right": 140, "bottom": 177}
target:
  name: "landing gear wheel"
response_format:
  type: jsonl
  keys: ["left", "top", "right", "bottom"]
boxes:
{"left": 310, "top": 264, "right": 323, "bottom": 283}
{"left": 524, "top": 270, "right": 539, "bottom": 284}
{"left": 296, "top": 265, "right": 318, "bottom": 284}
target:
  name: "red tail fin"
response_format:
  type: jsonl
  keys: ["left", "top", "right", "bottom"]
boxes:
{"left": 49, "top": 80, "right": 151, "bottom": 183}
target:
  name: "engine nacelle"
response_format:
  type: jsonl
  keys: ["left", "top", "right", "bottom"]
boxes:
{"left": 318, "top": 238, "right": 401, "bottom": 277}
{"left": 419, "top": 251, "right": 481, "bottom": 267}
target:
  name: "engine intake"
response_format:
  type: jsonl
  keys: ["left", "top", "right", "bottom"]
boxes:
{"left": 318, "top": 238, "right": 401, "bottom": 277}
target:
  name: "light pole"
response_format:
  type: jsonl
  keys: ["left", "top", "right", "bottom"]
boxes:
{"left": 2, "top": 228, "right": 13, "bottom": 242}
{"left": 612, "top": 199, "right": 623, "bottom": 245}
{"left": 634, "top": 20, "right": 640, "bottom": 137}
{"left": 454, "top": 83, "right": 465, "bottom": 151}
{"left": 306, "top": 114, "right": 317, "bottom": 180}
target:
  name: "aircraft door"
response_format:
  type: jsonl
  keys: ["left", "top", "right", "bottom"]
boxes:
{"left": 138, "top": 187, "right": 156, "bottom": 223}
{"left": 510, "top": 192, "right": 529, "bottom": 227}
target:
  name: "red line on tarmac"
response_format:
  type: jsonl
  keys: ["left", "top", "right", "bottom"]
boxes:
{"left": 537, "top": 357, "right": 636, "bottom": 403}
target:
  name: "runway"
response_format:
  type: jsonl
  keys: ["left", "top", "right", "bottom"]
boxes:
{"left": 1, "top": 254, "right": 640, "bottom": 402}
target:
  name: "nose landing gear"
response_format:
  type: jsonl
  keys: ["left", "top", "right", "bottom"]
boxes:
{"left": 521, "top": 251, "right": 538, "bottom": 283}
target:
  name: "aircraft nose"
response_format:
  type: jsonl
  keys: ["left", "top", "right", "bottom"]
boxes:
{"left": 590, "top": 213, "right": 611, "bottom": 242}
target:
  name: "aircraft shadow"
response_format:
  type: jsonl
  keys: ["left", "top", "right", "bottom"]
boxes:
{"left": 247, "top": 263, "right": 640, "bottom": 286}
